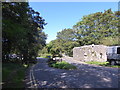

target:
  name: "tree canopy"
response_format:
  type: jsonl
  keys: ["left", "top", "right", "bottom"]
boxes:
{"left": 2, "top": 2, "right": 47, "bottom": 64}
{"left": 40, "top": 9, "right": 119, "bottom": 57}
{"left": 73, "top": 9, "right": 119, "bottom": 46}
{"left": 42, "top": 29, "right": 79, "bottom": 57}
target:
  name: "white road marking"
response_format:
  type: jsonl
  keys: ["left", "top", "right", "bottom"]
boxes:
{"left": 29, "top": 65, "right": 38, "bottom": 88}
{"left": 29, "top": 69, "right": 33, "bottom": 88}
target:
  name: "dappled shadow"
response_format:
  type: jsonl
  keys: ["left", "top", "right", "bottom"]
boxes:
{"left": 58, "top": 63, "right": 118, "bottom": 88}
{"left": 24, "top": 66, "right": 37, "bottom": 88}
{"left": 25, "top": 58, "right": 119, "bottom": 88}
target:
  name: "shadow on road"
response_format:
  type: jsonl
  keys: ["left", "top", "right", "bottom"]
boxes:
{"left": 25, "top": 58, "right": 119, "bottom": 88}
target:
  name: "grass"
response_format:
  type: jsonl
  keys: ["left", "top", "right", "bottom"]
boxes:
{"left": 48, "top": 60, "right": 77, "bottom": 70}
{"left": 86, "top": 61, "right": 120, "bottom": 68}
{"left": 85, "top": 61, "right": 109, "bottom": 65}
{"left": 39, "top": 54, "right": 52, "bottom": 58}
{"left": 2, "top": 62, "right": 28, "bottom": 88}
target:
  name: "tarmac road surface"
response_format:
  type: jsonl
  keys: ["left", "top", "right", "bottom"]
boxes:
{"left": 25, "top": 57, "right": 119, "bottom": 88}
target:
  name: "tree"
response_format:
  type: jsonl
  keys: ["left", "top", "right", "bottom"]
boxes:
{"left": 45, "top": 28, "right": 79, "bottom": 57}
{"left": 57, "top": 28, "right": 76, "bottom": 41}
{"left": 73, "top": 9, "right": 119, "bottom": 46}
{"left": 100, "top": 36, "right": 119, "bottom": 46}
{"left": 40, "top": 9, "right": 119, "bottom": 58}
{"left": 2, "top": 2, "right": 47, "bottom": 63}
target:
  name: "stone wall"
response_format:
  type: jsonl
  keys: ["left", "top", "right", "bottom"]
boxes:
{"left": 73, "top": 45, "right": 107, "bottom": 62}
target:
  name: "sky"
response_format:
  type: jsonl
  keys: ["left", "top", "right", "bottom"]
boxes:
{"left": 29, "top": 2, "right": 118, "bottom": 43}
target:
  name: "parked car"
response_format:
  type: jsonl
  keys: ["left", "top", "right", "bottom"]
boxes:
{"left": 9, "top": 54, "right": 17, "bottom": 59}
{"left": 107, "top": 46, "right": 120, "bottom": 65}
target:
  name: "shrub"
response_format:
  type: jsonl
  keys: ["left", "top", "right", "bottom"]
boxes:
{"left": 48, "top": 61, "right": 77, "bottom": 70}
{"left": 39, "top": 54, "right": 52, "bottom": 58}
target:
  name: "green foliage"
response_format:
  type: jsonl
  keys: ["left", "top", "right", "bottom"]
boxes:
{"left": 39, "top": 54, "right": 52, "bottom": 58}
{"left": 100, "top": 36, "right": 119, "bottom": 46}
{"left": 44, "top": 9, "right": 119, "bottom": 58}
{"left": 86, "top": 61, "right": 109, "bottom": 65}
{"left": 57, "top": 28, "right": 76, "bottom": 41}
{"left": 48, "top": 61, "right": 77, "bottom": 70}
{"left": 2, "top": 63, "right": 27, "bottom": 88}
{"left": 86, "top": 61, "right": 120, "bottom": 68}
{"left": 73, "top": 9, "right": 119, "bottom": 46}
{"left": 2, "top": 2, "right": 47, "bottom": 63}
{"left": 43, "top": 29, "right": 79, "bottom": 57}
{"left": 109, "top": 65, "right": 120, "bottom": 68}
{"left": 39, "top": 9, "right": 119, "bottom": 60}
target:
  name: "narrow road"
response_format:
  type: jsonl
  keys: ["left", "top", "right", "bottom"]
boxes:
{"left": 25, "top": 57, "right": 119, "bottom": 88}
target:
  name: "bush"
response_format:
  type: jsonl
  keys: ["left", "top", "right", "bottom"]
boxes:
{"left": 48, "top": 61, "right": 77, "bottom": 70}
{"left": 39, "top": 54, "right": 52, "bottom": 58}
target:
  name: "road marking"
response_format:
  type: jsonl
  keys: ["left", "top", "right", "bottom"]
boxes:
{"left": 29, "top": 69, "right": 33, "bottom": 88}
{"left": 29, "top": 65, "right": 38, "bottom": 88}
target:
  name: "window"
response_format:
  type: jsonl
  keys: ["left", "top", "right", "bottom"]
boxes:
{"left": 117, "top": 47, "right": 120, "bottom": 54}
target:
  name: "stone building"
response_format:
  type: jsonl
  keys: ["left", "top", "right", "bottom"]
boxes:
{"left": 73, "top": 44, "right": 107, "bottom": 62}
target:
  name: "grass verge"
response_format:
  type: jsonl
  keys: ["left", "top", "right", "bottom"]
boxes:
{"left": 48, "top": 60, "right": 77, "bottom": 70}
{"left": 2, "top": 62, "right": 28, "bottom": 88}
{"left": 86, "top": 61, "right": 120, "bottom": 68}
{"left": 38, "top": 54, "right": 52, "bottom": 58}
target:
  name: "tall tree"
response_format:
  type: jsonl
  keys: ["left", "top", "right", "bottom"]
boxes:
{"left": 2, "top": 2, "right": 47, "bottom": 63}
{"left": 73, "top": 9, "right": 119, "bottom": 46}
{"left": 45, "top": 28, "right": 79, "bottom": 57}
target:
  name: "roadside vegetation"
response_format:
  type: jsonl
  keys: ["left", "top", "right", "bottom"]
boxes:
{"left": 2, "top": 2, "right": 47, "bottom": 88}
{"left": 38, "top": 54, "right": 52, "bottom": 58}
{"left": 2, "top": 2, "right": 120, "bottom": 88}
{"left": 86, "top": 61, "right": 120, "bottom": 68}
{"left": 48, "top": 60, "right": 77, "bottom": 70}
{"left": 2, "top": 62, "right": 29, "bottom": 88}
{"left": 39, "top": 9, "right": 120, "bottom": 58}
